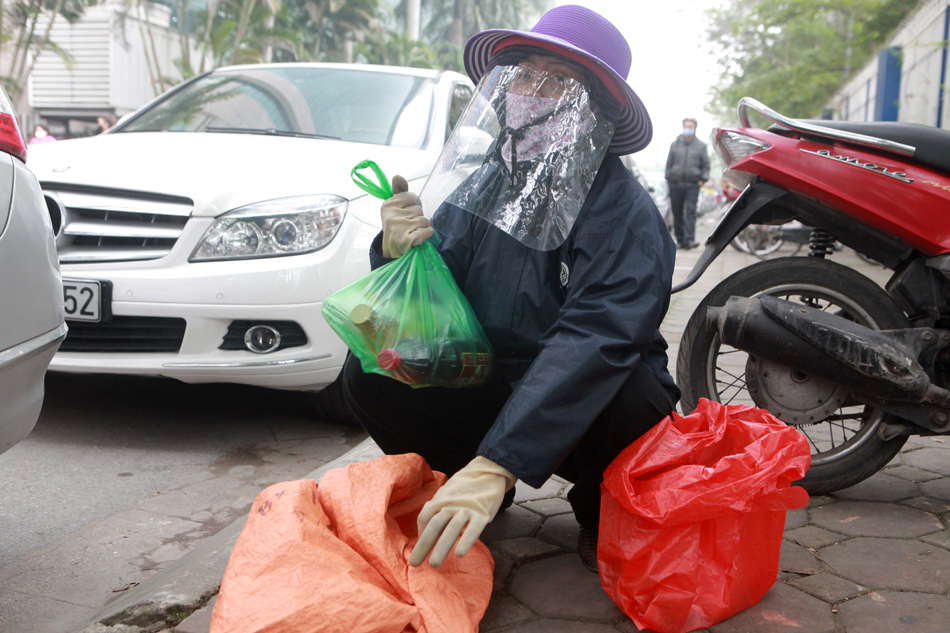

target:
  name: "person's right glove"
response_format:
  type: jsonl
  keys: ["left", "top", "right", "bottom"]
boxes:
{"left": 380, "top": 175, "right": 433, "bottom": 258}
{"left": 410, "top": 456, "right": 517, "bottom": 567}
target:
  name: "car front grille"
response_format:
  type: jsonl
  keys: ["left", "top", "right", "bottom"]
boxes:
{"left": 60, "top": 316, "right": 187, "bottom": 352}
{"left": 42, "top": 184, "right": 193, "bottom": 263}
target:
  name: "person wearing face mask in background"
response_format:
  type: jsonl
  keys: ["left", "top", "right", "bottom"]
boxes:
{"left": 29, "top": 123, "right": 56, "bottom": 145}
{"left": 341, "top": 4, "right": 679, "bottom": 574}
{"left": 664, "top": 117, "right": 710, "bottom": 250}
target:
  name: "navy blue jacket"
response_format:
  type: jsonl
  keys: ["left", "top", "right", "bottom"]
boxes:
{"left": 369, "top": 154, "right": 679, "bottom": 487}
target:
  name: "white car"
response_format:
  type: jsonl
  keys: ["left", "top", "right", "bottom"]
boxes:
{"left": 27, "top": 63, "right": 474, "bottom": 415}
{"left": 0, "top": 84, "right": 66, "bottom": 453}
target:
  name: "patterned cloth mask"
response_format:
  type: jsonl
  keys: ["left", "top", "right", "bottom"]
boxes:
{"left": 501, "top": 93, "right": 591, "bottom": 172}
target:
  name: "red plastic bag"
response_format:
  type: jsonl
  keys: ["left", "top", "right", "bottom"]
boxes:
{"left": 599, "top": 399, "right": 811, "bottom": 633}
{"left": 210, "top": 454, "right": 493, "bottom": 633}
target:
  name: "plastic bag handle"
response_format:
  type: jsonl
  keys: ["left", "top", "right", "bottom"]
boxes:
{"left": 351, "top": 160, "right": 393, "bottom": 200}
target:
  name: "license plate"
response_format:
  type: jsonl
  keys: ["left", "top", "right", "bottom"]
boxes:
{"left": 63, "top": 279, "right": 102, "bottom": 322}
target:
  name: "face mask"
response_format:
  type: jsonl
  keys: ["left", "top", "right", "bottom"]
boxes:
{"left": 501, "top": 92, "right": 589, "bottom": 170}
{"left": 683, "top": 127, "right": 696, "bottom": 138}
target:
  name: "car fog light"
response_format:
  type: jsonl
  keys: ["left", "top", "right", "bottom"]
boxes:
{"left": 244, "top": 325, "right": 281, "bottom": 353}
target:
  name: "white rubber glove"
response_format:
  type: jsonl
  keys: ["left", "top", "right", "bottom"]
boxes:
{"left": 410, "top": 456, "right": 517, "bottom": 567}
{"left": 380, "top": 175, "right": 433, "bottom": 258}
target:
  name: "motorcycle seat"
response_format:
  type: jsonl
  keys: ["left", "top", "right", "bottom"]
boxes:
{"left": 782, "top": 120, "right": 950, "bottom": 176}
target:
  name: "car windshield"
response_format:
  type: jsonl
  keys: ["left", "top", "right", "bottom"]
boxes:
{"left": 118, "top": 66, "right": 436, "bottom": 149}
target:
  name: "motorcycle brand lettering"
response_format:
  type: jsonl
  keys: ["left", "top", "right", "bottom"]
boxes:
{"left": 800, "top": 148, "right": 914, "bottom": 183}
{"left": 921, "top": 180, "right": 950, "bottom": 192}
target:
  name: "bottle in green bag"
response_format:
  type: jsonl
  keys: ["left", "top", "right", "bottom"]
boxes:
{"left": 377, "top": 339, "right": 493, "bottom": 387}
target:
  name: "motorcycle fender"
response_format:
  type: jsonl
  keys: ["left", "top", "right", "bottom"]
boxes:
{"left": 672, "top": 183, "right": 789, "bottom": 293}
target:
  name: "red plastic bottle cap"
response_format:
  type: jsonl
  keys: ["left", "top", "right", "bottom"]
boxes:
{"left": 377, "top": 349, "right": 401, "bottom": 370}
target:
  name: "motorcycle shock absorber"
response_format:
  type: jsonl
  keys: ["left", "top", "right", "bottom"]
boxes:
{"left": 808, "top": 229, "right": 836, "bottom": 258}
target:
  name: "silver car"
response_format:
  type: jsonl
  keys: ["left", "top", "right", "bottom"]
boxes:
{"left": 0, "top": 84, "right": 66, "bottom": 454}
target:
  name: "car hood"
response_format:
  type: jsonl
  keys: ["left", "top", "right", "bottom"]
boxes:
{"left": 27, "top": 132, "right": 437, "bottom": 217}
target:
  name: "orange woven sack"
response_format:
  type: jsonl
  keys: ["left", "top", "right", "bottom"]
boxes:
{"left": 599, "top": 399, "right": 811, "bottom": 633}
{"left": 210, "top": 453, "right": 493, "bottom": 633}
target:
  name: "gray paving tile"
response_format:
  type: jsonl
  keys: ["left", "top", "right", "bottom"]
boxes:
{"left": 500, "top": 619, "right": 623, "bottom": 632}
{"left": 481, "top": 593, "right": 535, "bottom": 631}
{"left": 919, "top": 529, "right": 950, "bottom": 552}
{"left": 831, "top": 473, "right": 918, "bottom": 502}
{"left": 784, "top": 526, "right": 847, "bottom": 550}
{"left": 508, "top": 554, "right": 624, "bottom": 622}
{"left": 837, "top": 591, "right": 950, "bottom": 632}
{"left": 903, "top": 436, "right": 950, "bottom": 449}
{"left": 820, "top": 537, "right": 950, "bottom": 592}
{"left": 918, "top": 477, "right": 950, "bottom": 501}
{"left": 492, "top": 537, "right": 563, "bottom": 565}
{"left": 514, "top": 479, "right": 565, "bottom": 503}
{"left": 482, "top": 506, "right": 544, "bottom": 544}
{"left": 810, "top": 501, "right": 943, "bottom": 538}
{"left": 903, "top": 447, "right": 950, "bottom": 476}
{"left": 806, "top": 495, "right": 835, "bottom": 508}
{"left": 778, "top": 540, "right": 824, "bottom": 578}
{"left": 521, "top": 498, "right": 574, "bottom": 518}
{"left": 709, "top": 582, "right": 835, "bottom": 633}
{"left": 783, "top": 508, "right": 807, "bottom": 531}
{"left": 884, "top": 465, "right": 944, "bottom": 483}
{"left": 537, "top": 513, "right": 579, "bottom": 552}
{"left": 900, "top": 496, "right": 950, "bottom": 515}
{"left": 490, "top": 548, "right": 515, "bottom": 593}
{"left": 787, "top": 573, "right": 866, "bottom": 603}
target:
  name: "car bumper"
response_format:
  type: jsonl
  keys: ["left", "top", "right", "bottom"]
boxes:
{"left": 1, "top": 324, "right": 67, "bottom": 453}
{"left": 50, "top": 214, "right": 377, "bottom": 390}
{"left": 51, "top": 300, "right": 348, "bottom": 389}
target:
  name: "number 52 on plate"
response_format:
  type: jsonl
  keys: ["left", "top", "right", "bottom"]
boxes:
{"left": 63, "top": 279, "right": 102, "bottom": 322}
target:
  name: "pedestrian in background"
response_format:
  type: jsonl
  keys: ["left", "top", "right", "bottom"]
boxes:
{"left": 95, "top": 114, "right": 116, "bottom": 134}
{"left": 665, "top": 117, "right": 709, "bottom": 249}
{"left": 29, "top": 124, "right": 56, "bottom": 146}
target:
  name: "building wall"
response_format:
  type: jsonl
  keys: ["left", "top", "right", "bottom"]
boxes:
{"left": 28, "top": 1, "right": 204, "bottom": 119}
{"left": 829, "top": 0, "right": 950, "bottom": 127}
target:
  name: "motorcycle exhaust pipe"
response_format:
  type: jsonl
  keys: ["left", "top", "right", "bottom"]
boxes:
{"left": 706, "top": 295, "right": 950, "bottom": 408}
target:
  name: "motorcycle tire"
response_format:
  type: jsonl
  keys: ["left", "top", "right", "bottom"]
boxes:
{"left": 677, "top": 257, "right": 910, "bottom": 495}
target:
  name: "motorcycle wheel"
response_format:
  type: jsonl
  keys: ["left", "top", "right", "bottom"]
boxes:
{"left": 677, "top": 257, "right": 910, "bottom": 495}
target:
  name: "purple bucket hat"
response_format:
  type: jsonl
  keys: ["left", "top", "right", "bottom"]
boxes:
{"left": 464, "top": 4, "right": 651, "bottom": 155}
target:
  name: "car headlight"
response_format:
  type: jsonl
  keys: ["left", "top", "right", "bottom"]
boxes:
{"left": 190, "top": 195, "right": 347, "bottom": 262}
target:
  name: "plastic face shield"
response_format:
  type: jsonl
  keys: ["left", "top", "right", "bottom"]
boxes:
{"left": 422, "top": 65, "right": 616, "bottom": 251}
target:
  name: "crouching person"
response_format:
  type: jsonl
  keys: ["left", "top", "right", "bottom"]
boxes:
{"left": 342, "top": 4, "right": 679, "bottom": 573}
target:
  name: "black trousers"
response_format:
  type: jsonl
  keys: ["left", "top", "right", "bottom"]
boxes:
{"left": 668, "top": 182, "right": 700, "bottom": 246}
{"left": 340, "top": 354, "right": 676, "bottom": 531}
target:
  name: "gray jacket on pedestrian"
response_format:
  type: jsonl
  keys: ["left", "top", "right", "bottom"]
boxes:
{"left": 665, "top": 136, "right": 710, "bottom": 185}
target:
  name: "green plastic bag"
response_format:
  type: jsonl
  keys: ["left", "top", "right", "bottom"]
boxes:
{"left": 321, "top": 161, "right": 494, "bottom": 388}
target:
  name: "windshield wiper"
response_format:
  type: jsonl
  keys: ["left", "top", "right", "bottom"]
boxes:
{"left": 205, "top": 126, "right": 339, "bottom": 140}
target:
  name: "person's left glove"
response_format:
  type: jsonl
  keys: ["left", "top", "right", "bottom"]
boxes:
{"left": 410, "top": 456, "right": 517, "bottom": 567}
{"left": 380, "top": 175, "right": 433, "bottom": 259}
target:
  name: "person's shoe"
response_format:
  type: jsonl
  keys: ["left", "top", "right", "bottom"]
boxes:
{"left": 498, "top": 486, "right": 516, "bottom": 514}
{"left": 578, "top": 526, "right": 599, "bottom": 573}
{"left": 682, "top": 241, "right": 699, "bottom": 250}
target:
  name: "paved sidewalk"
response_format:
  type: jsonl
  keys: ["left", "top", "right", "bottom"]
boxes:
{"left": 89, "top": 218, "right": 950, "bottom": 633}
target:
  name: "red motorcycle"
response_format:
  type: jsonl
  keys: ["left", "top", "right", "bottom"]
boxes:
{"left": 676, "top": 98, "right": 950, "bottom": 494}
